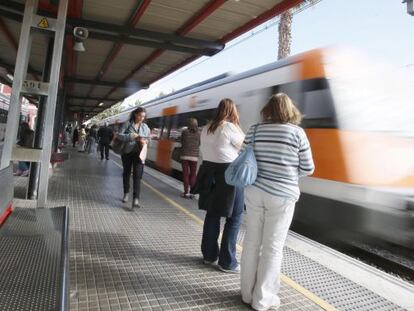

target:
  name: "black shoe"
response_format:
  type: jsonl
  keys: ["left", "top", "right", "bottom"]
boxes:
{"left": 132, "top": 198, "right": 140, "bottom": 208}
{"left": 106, "top": 158, "right": 109, "bottom": 160}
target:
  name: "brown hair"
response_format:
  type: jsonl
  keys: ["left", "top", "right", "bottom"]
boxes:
{"left": 207, "top": 98, "right": 240, "bottom": 134}
{"left": 261, "top": 93, "right": 302, "bottom": 125}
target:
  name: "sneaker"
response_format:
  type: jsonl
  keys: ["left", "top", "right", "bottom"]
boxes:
{"left": 217, "top": 264, "right": 240, "bottom": 274}
{"left": 203, "top": 259, "right": 218, "bottom": 265}
{"left": 132, "top": 198, "right": 140, "bottom": 208}
{"left": 13, "top": 169, "right": 22, "bottom": 176}
{"left": 252, "top": 304, "right": 280, "bottom": 311}
{"left": 122, "top": 193, "right": 129, "bottom": 203}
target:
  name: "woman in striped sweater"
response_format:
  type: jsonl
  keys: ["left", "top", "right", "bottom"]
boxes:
{"left": 240, "top": 93, "right": 315, "bottom": 311}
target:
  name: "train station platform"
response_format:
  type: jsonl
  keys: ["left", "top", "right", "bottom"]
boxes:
{"left": 11, "top": 148, "right": 414, "bottom": 311}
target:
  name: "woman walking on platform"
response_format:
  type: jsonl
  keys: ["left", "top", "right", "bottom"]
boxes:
{"left": 196, "top": 98, "right": 245, "bottom": 273}
{"left": 116, "top": 107, "right": 150, "bottom": 210}
{"left": 180, "top": 118, "right": 200, "bottom": 198}
{"left": 240, "top": 93, "right": 314, "bottom": 311}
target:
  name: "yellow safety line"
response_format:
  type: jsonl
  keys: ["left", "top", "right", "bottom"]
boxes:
{"left": 111, "top": 159, "right": 337, "bottom": 311}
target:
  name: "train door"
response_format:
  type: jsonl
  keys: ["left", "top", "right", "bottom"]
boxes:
{"left": 155, "top": 106, "right": 177, "bottom": 174}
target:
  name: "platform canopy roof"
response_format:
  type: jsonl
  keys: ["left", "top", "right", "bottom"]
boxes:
{"left": 0, "top": 0, "right": 304, "bottom": 117}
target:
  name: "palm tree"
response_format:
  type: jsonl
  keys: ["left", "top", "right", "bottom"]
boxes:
{"left": 277, "top": 0, "right": 319, "bottom": 60}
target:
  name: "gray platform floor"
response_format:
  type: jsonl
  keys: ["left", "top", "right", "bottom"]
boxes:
{"left": 27, "top": 149, "right": 323, "bottom": 311}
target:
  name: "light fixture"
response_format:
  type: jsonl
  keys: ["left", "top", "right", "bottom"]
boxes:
{"left": 98, "top": 102, "right": 104, "bottom": 107}
{"left": 6, "top": 73, "right": 13, "bottom": 81}
{"left": 73, "top": 27, "right": 88, "bottom": 52}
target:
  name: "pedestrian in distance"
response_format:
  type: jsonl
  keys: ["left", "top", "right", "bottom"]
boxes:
{"left": 14, "top": 122, "right": 34, "bottom": 177}
{"left": 72, "top": 127, "right": 78, "bottom": 148}
{"left": 87, "top": 124, "right": 98, "bottom": 154}
{"left": 240, "top": 93, "right": 315, "bottom": 311}
{"left": 180, "top": 118, "right": 200, "bottom": 198}
{"left": 194, "top": 98, "right": 245, "bottom": 274}
{"left": 98, "top": 122, "right": 114, "bottom": 160}
{"left": 116, "top": 107, "right": 150, "bottom": 210}
{"left": 77, "top": 125, "right": 87, "bottom": 152}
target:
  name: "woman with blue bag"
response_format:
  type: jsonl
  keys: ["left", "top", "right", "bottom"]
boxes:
{"left": 240, "top": 93, "right": 315, "bottom": 311}
{"left": 195, "top": 98, "right": 245, "bottom": 273}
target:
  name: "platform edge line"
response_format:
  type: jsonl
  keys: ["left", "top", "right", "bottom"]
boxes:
{"left": 125, "top": 166, "right": 339, "bottom": 311}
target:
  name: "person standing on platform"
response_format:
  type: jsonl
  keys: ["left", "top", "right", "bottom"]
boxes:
{"left": 116, "top": 107, "right": 150, "bottom": 209}
{"left": 14, "top": 122, "right": 34, "bottom": 177}
{"left": 195, "top": 98, "right": 245, "bottom": 273}
{"left": 98, "top": 122, "right": 113, "bottom": 160}
{"left": 240, "top": 93, "right": 315, "bottom": 311}
{"left": 77, "top": 125, "right": 87, "bottom": 152}
{"left": 87, "top": 124, "right": 98, "bottom": 154}
{"left": 180, "top": 118, "right": 200, "bottom": 198}
{"left": 72, "top": 126, "right": 78, "bottom": 148}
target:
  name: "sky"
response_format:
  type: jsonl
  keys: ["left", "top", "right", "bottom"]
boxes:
{"left": 120, "top": 0, "right": 414, "bottom": 109}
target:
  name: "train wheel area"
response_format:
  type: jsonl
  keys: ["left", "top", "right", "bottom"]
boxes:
{"left": 2, "top": 147, "right": 412, "bottom": 311}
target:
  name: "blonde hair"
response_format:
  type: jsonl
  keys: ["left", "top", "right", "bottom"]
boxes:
{"left": 187, "top": 118, "right": 198, "bottom": 133}
{"left": 208, "top": 98, "right": 240, "bottom": 134}
{"left": 261, "top": 93, "right": 302, "bottom": 125}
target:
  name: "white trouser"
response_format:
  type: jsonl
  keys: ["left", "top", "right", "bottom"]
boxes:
{"left": 241, "top": 186, "right": 295, "bottom": 311}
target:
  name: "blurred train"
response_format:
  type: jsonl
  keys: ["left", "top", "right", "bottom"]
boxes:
{"left": 0, "top": 89, "right": 37, "bottom": 143}
{"left": 101, "top": 48, "right": 414, "bottom": 250}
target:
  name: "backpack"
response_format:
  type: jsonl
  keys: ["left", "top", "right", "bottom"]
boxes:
{"left": 225, "top": 124, "right": 258, "bottom": 187}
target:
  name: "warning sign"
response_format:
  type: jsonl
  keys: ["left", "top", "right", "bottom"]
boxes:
{"left": 37, "top": 17, "right": 49, "bottom": 29}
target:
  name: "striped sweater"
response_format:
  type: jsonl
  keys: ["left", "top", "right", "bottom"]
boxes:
{"left": 244, "top": 123, "right": 315, "bottom": 200}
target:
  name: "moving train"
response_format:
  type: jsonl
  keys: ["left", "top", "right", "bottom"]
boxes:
{"left": 101, "top": 48, "right": 414, "bottom": 250}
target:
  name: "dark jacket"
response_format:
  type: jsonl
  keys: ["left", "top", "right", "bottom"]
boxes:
{"left": 18, "top": 129, "right": 34, "bottom": 148}
{"left": 98, "top": 126, "right": 114, "bottom": 144}
{"left": 181, "top": 129, "right": 200, "bottom": 158}
{"left": 192, "top": 161, "right": 237, "bottom": 218}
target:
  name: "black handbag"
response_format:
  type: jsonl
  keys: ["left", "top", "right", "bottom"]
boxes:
{"left": 171, "top": 146, "right": 182, "bottom": 163}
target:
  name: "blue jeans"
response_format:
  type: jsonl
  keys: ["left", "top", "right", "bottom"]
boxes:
{"left": 201, "top": 186, "right": 244, "bottom": 270}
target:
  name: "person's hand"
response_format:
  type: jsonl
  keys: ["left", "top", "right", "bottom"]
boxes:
{"left": 131, "top": 133, "right": 139, "bottom": 140}
{"left": 140, "top": 138, "right": 147, "bottom": 145}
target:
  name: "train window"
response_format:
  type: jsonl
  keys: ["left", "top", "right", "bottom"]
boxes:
{"left": 160, "top": 116, "right": 171, "bottom": 140}
{"left": 271, "top": 79, "right": 337, "bottom": 129}
{"left": 168, "top": 115, "right": 181, "bottom": 141}
{"left": 146, "top": 117, "right": 163, "bottom": 140}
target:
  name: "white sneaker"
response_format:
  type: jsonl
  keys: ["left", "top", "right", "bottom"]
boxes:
{"left": 203, "top": 259, "right": 218, "bottom": 265}
{"left": 217, "top": 264, "right": 240, "bottom": 274}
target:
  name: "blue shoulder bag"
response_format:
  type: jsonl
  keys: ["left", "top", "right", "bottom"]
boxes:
{"left": 225, "top": 124, "right": 258, "bottom": 187}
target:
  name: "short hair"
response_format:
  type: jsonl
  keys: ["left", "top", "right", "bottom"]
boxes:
{"left": 129, "top": 107, "right": 147, "bottom": 122}
{"left": 261, "top": 93, "right": 302, "bottom": 125}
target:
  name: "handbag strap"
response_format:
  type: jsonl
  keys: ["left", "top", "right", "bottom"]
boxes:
{"left": 252, "top": 124, "right": 259, "bottom": 147}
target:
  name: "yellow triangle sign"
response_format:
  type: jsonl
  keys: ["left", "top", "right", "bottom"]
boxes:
{"left": 38, "top": 17, "right": 49, "bottom": 29}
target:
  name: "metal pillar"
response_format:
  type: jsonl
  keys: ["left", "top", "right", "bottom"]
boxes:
{"left": 27, "top": 38, "right": 54, "bottom": 200}
{"left": 0, "top": 1, "right": 37, "bottom": 170}
{"left": 0, "top": 0, "right": 69, "bottom": 207}
{"left": 37, "top": 0, "right": 69, "bottom": 206}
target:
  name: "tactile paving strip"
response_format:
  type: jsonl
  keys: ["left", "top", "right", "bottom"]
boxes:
{"left": 142, "top": 170, "right": 407, "bottom": 311}
{"left": 0, "top": 208, "right": 66, "bottom": 311}
{"left": 44, "top": 150, "right": 323, "bottom": 311}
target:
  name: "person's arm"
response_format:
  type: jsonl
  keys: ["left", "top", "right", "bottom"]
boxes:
{"left": 116, "top": 123, "right": 135, "bottom": 142}
{"left": 227, "top": 123, "right": 245, "bottom": 150}
{"left": 298, "top": 131, "right": 315, "bottom": 177}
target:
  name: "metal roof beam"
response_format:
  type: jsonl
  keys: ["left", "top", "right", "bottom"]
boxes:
{"left": 65, "top": 77, "right": 140, "bottom": 88}
{"left": 0, "top": 2, "right": 224, "bottom": 51}
{"left": 88, "top": 32, "right": 216, "bottom": 56}
{"left": 67, "top": 95, "right": 121, "bottom": 102}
